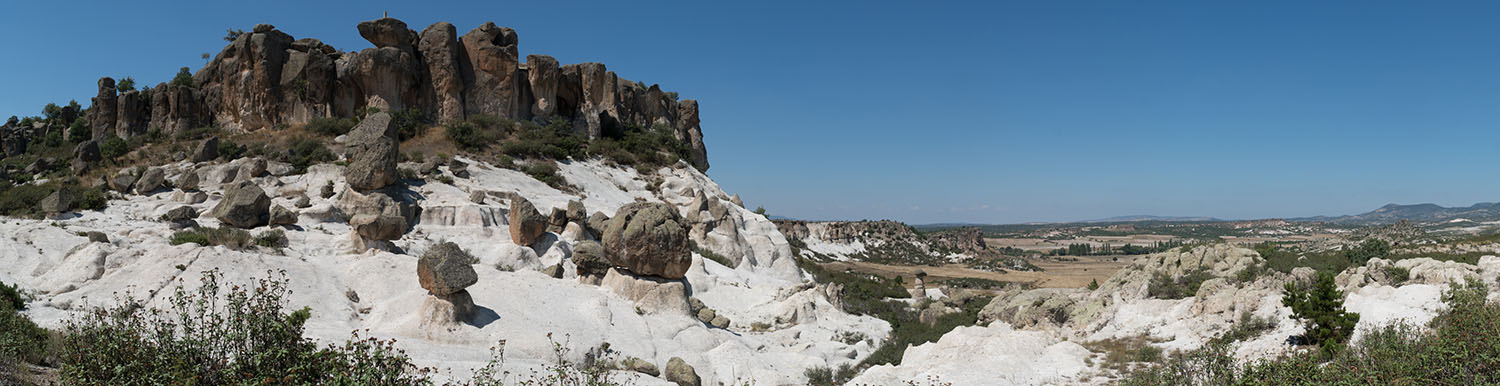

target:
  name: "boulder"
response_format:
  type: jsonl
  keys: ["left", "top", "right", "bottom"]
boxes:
{"left": 344, "top": 190, "right": 409, "bottom": 241}
{"left": 601, "top": 202, "right": 692, "bottom": 279}
{"left": 40, "top": 188, "right": 74, "bottom": 214}
{"left": 192, "top": 136, "right": 219, "bottom": 163}
{"left": 573, "top": 240, "right": 610, "bottom": 277}
{"left": 565, "top": 200, "right": 586, "bottom": 222}
{"left": 343, "top": 112, "right": 400, "bottom": 191}
{"left": 586, "top": 211, "right": 609, "bottom": 235}
{"left": 320, "top": 182, "right": 335, "bottom": 198}
{"left": 469, "top": 190, "right": 486, "bottom": 204}
{"left": 176, "top": 169, "right": 200, "bottom": 191}
{"left": 134, "top": 167, "right": 166, "bottom": 194}
{"left": 664, "top": 357, "right": 701, "bottom": 386}
{"left": 163, "top": 206, "right": 199, "bottom": 222}
{"left": 294, "top": 195, "right": 311, "bottom": 208}
{"left": 211, "top": 182, "right": 271, "bottom": 228}
{"left": 508, "top": 195, "right": 547, "bottom": 246}
{"left": 417, "top": 242, "right": 478, "bottom": 295}
{"left": 448, "top": 158, "right": 469, "bottom": 178}
{"left": 86, "top": 232, "right": 109, "bottom": 243}
{"left": 419, "top": 22, "right": 464, "bottom": 123}
{"left": 357, "top": 18, "right": 416, "bottom": 51}
{"left": 108, "top": 171, "right": 137, "bottom": 193}
{"left": 418, "top": 159, "right": 439, "bottom": 175}
{"left": 72, "top": 140, "right": 100, "bottom": 173}
{"left": 548, "top": 207, "right": 568, "bottom": 232}
{"left": 710, "top": 315, "right": 729, "bottom": 329}
{"left": 269, "top": 204, "right": 297, "bottom": 225}
{"left": 194, "top": 25, "right": 294, "bottom": 130}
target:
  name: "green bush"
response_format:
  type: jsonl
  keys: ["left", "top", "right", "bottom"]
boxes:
{"left": 170, "top": 226, "right": 252, "bottom": 250}
{"left": 0, "top": 184, "right": 54, "bottom": 218}
{"left": 524, "top": 162, "right": 565, "bottom": 187}
{"left": 447, "top": 115, "right": 509, "bottom": 151}
{"left": 254, "top": 230, "right": 287, "bottom": 249}
{"left": 391, "top": 108, "right": 427, "bottom": 141}
{"left": 0, "top": 282, "right": 22, "bottom": 312}
{"left": 217, "top": 139, "right": 246, "bottom": 161}
{"left": 169, "top": 67, "right": 194, "bottom": 88}
{"left": 1147, "top": 269, "right": 1213, "bottom": 299}
{"left": 1343, "top": 239, "right": 1390, "bottom": 266}
{"left": 116, "top": 77, "right": 136, "bottom": 92}
{"left": 304, "top": 117, "right": 357, "bottom": 137}
{"left": 1383, "top": 265, "right": 1410, "bottom": 284}
{"left": 58, "top": 269, "right": 427, "bottom": 385}
{"left": 286, "top": 137, "right": 336, "bottom": 174}
{"left": 173, "top": 126, "right": 220, "bottom": 141}
{"left": 99, "top": 135, "right": 129, "bottom": 160}
{"left": 0, "top": 288, "right": 51, "bottom": 367}
{"left": 68, "top": 118, "right": 89, "bottom": 143}
{"left": 1283, "top": 271, "right": 1360, "bottom": 356}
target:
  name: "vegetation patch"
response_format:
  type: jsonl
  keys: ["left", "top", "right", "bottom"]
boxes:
{"left": 1146, "top": 269, "right": 1213, "bottom": 299}
{"left": 169, "top": 226, "right": 252, "bottom": 250}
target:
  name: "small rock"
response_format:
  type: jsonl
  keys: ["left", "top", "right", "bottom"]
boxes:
{"left": 566, "top": 200, "right": 586, "bottom": 222}
{"left": 134, "top": 167, "right": 166, "bottom": 194}
{"left": 664, "top": 357, "right": 701, "bottom": 386}
{"left": 86, "top": 232, "right": 109, "bottom": 243}
{"left": 211, "top": 182, "right": 271, "bottom": 228}
{"left": 269, "top": 204, "right": 297, "bottom": 226}
{"left": 294, "top": 195, "right": 311, "bottom": 208}
{"left": 696, "top": 308, "right": 716, "bottom": 324}
{"left": 345, "top": 289, "right": 361, "bottom": 303}
{"left": 108, "top": 171, "right": 137, "bottom": 193}
{"left": 163, "top": 206, "right": 199, "bottom": 222}
{"left": 449, "top": 158, "right": 469, "bottom": 178}
{"left": 711, "top": 315, "right": 730, "bottom": 329}
{"left": 548, "top": 207, "right": 568, "bottom": 232}
{"left": 573, "top": 240, "right": 610, "bottom": 277}
{"left": 320, "top": 182, "right": 335, "bottom": 198}
{"left": 469, "top": 190, "right": 486, "bottom": 204}
{"left": 40, "top": 188, "right": 74, "bottom": 214}
{"left": 622, "top": 357, "right": 659, "bottom": 377}
{"left": 177, "top": 169, "right": 200, "bottom": 191}
{"left": 542, "top": 264, "right": 563, "bottom": 278}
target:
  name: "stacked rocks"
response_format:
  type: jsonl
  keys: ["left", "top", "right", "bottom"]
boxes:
{"left": 417, "top": 242, "right": 479, "bottom": 327}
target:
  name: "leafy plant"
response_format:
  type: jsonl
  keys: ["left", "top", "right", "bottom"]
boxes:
{"left": 1283, "top": 271, "right": 1360, "bottom": 356}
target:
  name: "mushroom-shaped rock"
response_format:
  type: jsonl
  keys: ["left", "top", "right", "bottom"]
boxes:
{"left": 357, "top": 18, "right": 417, "bottom": 51}
{"left": 417, "top": 242, "right": 479, "bottom": 295}
{"left": 343, "top": 112, "right": 400, "bottom": 191}
{"left": 211, "top": 182, "right": 270, "bottom": 228}
{"left": 508, "top": 195, "right": 548, "bottom": 246}
{"left": 601, "top": 202, "right": 692, "bottom": 279}
{"left": 664, "top": 357, "right": 701, "bottom": 386}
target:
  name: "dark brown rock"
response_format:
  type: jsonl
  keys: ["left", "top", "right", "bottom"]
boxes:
{"left": 90, "top": 77, "right": 117, "bottom": 140}
{"left": 508, "top": 195, "right": 547, "bottom": 246}
{"left": 459, "top": 22, "right": 521, "bottom": 118}
{"left": 420, "top": 22, "right": 464, "bottom": 123}
{"left": 527, "top": 54, "right": 560, "bottom": 117}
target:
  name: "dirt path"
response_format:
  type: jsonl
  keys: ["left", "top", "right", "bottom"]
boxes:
{"left": 821, "top": 255, "right": 1135, "bottom": 289}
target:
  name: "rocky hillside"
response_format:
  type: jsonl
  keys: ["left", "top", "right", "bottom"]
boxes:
{"left": 3, "top": 17, "right": 708, "bottom": 171}
{"left": 776, "top": 219, "right": 1038, "bottom": 272}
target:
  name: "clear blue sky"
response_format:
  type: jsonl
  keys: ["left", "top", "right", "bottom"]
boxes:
{"left": 4, "top": 1, "right": 1499, "bottom": 224}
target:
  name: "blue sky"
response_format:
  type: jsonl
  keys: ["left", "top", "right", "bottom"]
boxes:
{"left": 3, "top": 1, "right": 1499, "bottom": 224}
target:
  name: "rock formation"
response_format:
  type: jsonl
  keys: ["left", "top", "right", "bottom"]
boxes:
{"left": 211, "top": 181, "right": 271, "bottom": 228}
{"left": 343, "top": 112, "right": 400, "bottom": 191}
{"left": 65, "top": 17, "right": 710, "bottom": 171}
{"left": 417, "top": 242, "right": 479, "bottom": 329}
{"left": 601, "top": 202, "right": 691, "bottom": 279}
{"left": 508, "top": 195, "right": 547, "bottom": 246}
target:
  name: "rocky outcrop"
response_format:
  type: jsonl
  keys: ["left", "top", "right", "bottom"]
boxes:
{"left": 459, "top": 22, "right": 521, "bottom": 119}
{"left": 72, "top": 140, "right": 100, "bottom": 174}
{"left": 211, "top": 181, "right": 271, "bottom": 228}
{"left": 64, "top": 17, "right": 709, "bottom": 171}
{"left": 420, "top": 22, "right": 464, "bottom": 123}
{"left": 343, "top": 112, "right": 400, "bottom": 191}
{"left": 928, "top": 227, "right": 987, "bottom": 255}
{"left": 89, "top": 77, "right": 117, "bottom": 140}
{"left": 601, "top": 202, "right": 691, "bottom": 279}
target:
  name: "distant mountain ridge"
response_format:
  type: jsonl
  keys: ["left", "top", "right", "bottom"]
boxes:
{"left": 1081, "top": 215, "right": 1222, "bottom": 223}
{"left": 1293, "top": 202, "right": 1500, "bottom": 225}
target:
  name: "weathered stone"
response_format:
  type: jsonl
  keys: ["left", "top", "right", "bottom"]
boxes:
{"left": 134, "top": 167, "right": 166, "bottom": 194}
{"left": 73, "top": 140, "right": 101, "bottom": 172}
{"left": 417, "top": 242, "right": 478, "bottom": 295}
{"left": 469, "top": 190, "right": 486, "bottom": 204}
{"left": 115, "top": 90, "right": 148, "bottom": 138}
{"left": 460, "top": 22, "right": 521, "bottom": 118}
{"left": 89, "top": 77, "right": 117, "bottom": 140}
{"left": 527, "top": 54, "right": 560, "bottom": 117}
{"left": 86, "top": 232, "right": 109, "bottom": 243}
{"left": 418, "top": 159, "right": 439, "bottom": 175}
{"left": 192, "top": 136, "right": 219, "bottom": 163}
{"left": 195, "top": 25, "right": 294, "bottom": 131}
{"left": 419, "top": 22, "right": 464, "bottom": 123}
{"left": 573, "top": 240, "right": 610, "bottom": 277}
{"left": 622, "top": 357, "right": 659, "bottom": 377}
{"left": 342, "top": 189, "right": 412, "bottom": 241}
{"left": 548, "top": 207, "right": 568, "bottom": 232}
{"left": 40, "top": 188, "right": 74, "bottom": 214}
{"left": 710, "top": 315, "right": 729, "bottom": 329}
{"left": 294, "top": 195, "right": 311, "bottom": 208}
{"left": 320, "top": 182, "right": 335, "bottom": 198}
{"left": 418, "top": 290, "right": 476, "bottom": 329}
{"left": 566, "top": 200, "right": 586, "bottom": 222}
{"left": 696, "top": 308, "right": 715, "bottom": 324}
{"left": 664, "top": 357, "right": 701, "bottom": 386}
{"left": 108, "top": 171, "right": 137, "bottom": 193}
{"left": 343, "top": 112, "right": 400, "bottom": 191}
{"left": 448, "top": 158, "right": 468, "bottom": 178}
{"left": 211, "top": 182, "right": 271, "bottom": 228}
{"left": 508, "top": 195, "right": 547, "bottom": 246}
{"left": 176, "top": 169, "right": 200, "bottom": 191}
{"left": 269, "top": 204, "right": 297, "bottom": 225}
{"left": 601, "top": 202, "right": 692, "bottom": 279}
{"left": 357, "top": 18, "right": 417, "bottom": 51}
{"left": 586, "top": 211, "right": 610, "bottom": 237}
{"left": 163, "top": 206, "right": 199, "bottom": 222}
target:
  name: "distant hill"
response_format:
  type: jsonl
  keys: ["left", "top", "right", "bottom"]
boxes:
{"left": 1080, "top": 215, "right": 1222, "bottom": 223}
{"left": 1293, "top": 202, "right": 1500, "bottom": 225}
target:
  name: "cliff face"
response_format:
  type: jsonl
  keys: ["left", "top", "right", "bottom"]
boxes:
{"left": 83, "top": 18, "right": 709, "bottom": 171}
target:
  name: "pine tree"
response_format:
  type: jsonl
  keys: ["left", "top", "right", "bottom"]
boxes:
{"left": 1283, "top": 271, "right": 1360, "bottom": 356}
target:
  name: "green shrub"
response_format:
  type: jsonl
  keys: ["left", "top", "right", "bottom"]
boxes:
{"left": 1084, "top": 335, "right": 1166, "bottom": 372}
{"left": 286, "top": 137, "right": 336, "bottom": 174}
{"left": 0, "top": 184, "right": 54, "bottom": 218}
{"left": 169, "top": 67, "right": 194, "bottom": 88}
{"left": 447, "top": 115, "right": 509, "bottom": 151}
{"left": 524, "top": 162, "right": 565, "bottom": 187}
{"left": 58, "top": 269, "right": 427, "bottom": 385}
{"left": 0, "top": 288, "right": 51, "bottom": 367}
{"left": 75, "top": 187, "right": 108, "bottom": 211}
{"left": 170, "top": 226, "right": 252, "bottom": 250}
{"left": 68, "top": 118, "right": 89, "bottom": 143}
{"left": 254, "top": 230, "right": 287, "bottom": 249}
{"left": 391, "top": 108, "right": 427, "bottom": 141}
{"left": 99, "top": 135, "right": 129, "bottom": 160}
{"left": 0, "top": 281, "right": 22, "bottom": 312}
{"left": 173, "top": 126, "right": 219, "bottom": 141}
{"left": 1087, "top": 278, "right": 1100, "bottom": 291}
{"left": 1283, "top": 271, "right": 1360, "bottom": 356}
{"left": 693, "top": 244, "right": 735, "bottom": 268}
{"left": 1343, "top": 239, "right": 1390, "bottom": 266}
{"left": 116, "top": 77, "right": 136, "bottom": 92}
{"left": 1147, "top": 269, "right": 1213, "bottom": 299}
{"left": 304, "top": 117, "right": 357, "bottom": 137}
{"left": 217, "top": 139, "right": 246, "bottom": 161}
{"left": 1383, "top": 265, "right": 1410, "bottom": 284}
{"left": 503, "top": 118, "right": 586, "bottom": 160}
